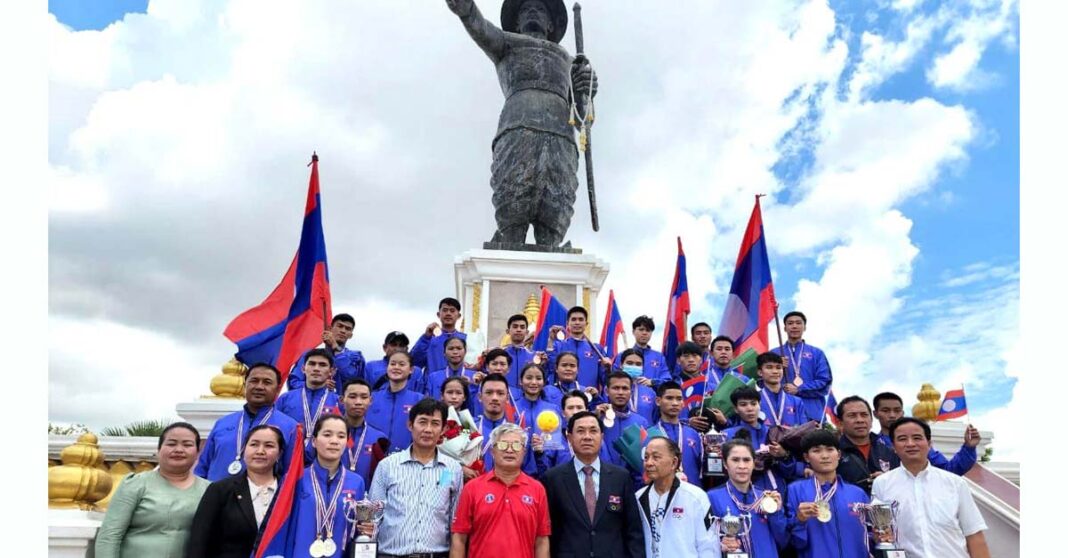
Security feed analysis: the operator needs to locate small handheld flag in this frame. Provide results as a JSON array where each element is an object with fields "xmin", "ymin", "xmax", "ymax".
[
  {"xmin": 532, "ymin": 287, "xmax": 569, "ymax": 352},
  {"xmin": 937, "ymin": 387, "xmax": 968, "ymax": 420},
  {"xmin": 599, "ymin": 290, "xmax": 625, "ymax": 358},
  {"xmin": 662, "ymin": 237, "xmax": 690, "ymax": 363},
  {"xmin": 824, "ymin": 390, "xmax": 840, "ymax": 427},
  {"xmin": 681, "ymin": 375, "xmax": 706, "ymax": 409}
]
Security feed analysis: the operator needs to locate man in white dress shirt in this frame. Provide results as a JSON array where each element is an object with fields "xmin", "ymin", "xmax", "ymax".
[{"xmin": 872, "ymin": 417, "xmax": 990, "ymax": 558}]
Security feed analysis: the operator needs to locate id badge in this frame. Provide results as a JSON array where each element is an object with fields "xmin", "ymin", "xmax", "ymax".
[{"xmin": 439, "ymin": 468, "xmax": 453, "ymax": 487}]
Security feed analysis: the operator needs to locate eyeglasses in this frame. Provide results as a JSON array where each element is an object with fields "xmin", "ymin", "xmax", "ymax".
[{"xmin": 494, "ymin": 441, "xmax": 525, "ymax": 452}]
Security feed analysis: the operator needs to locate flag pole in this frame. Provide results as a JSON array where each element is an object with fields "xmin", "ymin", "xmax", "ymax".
[{"xmin": 756, "ymin": 194, "xmax": 787, "ymax": 354}]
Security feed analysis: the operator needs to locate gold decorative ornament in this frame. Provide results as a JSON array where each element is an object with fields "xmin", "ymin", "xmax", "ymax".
[
  {"xmin": 913, "ymin": 383, "xmax": 941, "ymax": 421},
  {"xmin": 48, "ymin": 432, "xmax": 114, "ymax": 510},
  {"xmin": 208, "ymin": 358, "xmax": 247, "ymax": 398},
  {"xmin": 523, "ymin": 292, "xmax": 540, "ymax": 326},
  {"xmin": 583, "ymin": 287, "xmax": 591, "ymax": 335},
  {"xmin": 471, "ymin": 283, "xmax": 482, "ymax": 333}
]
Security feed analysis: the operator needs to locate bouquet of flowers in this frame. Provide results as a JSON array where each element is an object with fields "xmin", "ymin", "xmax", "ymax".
[{"xmin": 438, "ymin": 406, "xmax": 484, "ymax": 473}]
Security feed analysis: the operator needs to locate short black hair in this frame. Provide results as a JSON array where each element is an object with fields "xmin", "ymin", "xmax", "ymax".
[
  {"xmin": 158, "ymin": 421, "xmax": 200, "ymax": 449},
  {"xmin": 690, "ymin": 322, "xmax": 712, "ymax": 336},
  {"xmin": 656, "ymin": 380, "xmax": 682, "ymax": 398},
  {"xmin": 409, "ymin": 397, "xmax": 449, "ymax": 424},
  {"xmin": 873, "ymin": 392, "xmax": 904, "ymax": 410},
  {"xmin": 784, "ymin": 311, "xmax": 807, "ymax": 324},
  {"xmin": 443, "ymin": 336, "xmax": 467, "ymax": 350},
  {"xmin": 566, "ymin": 410, "xmax": 603, "ymax": 433},
  {"xmin": 801, "ymin": 429, "xmax": 839, "ymax": 453},
  {"xmin": 618, "ymin": 347, "xmax": 644, "ymax": 364},
  {"xmin": 567, "ymin": 306, "xmax": 588, "ymax": 319},
  {"xmin": 889, "ymin": 417, "xmax": 931, "ymax": 441},
  {"xmin": 341, "ymin": 377, "xmax": 372, "ymax": 396},
  {"xmin": 440, "ymin": 376, "xmax": 470, "ymax": 409},
  {"xmin": 507, "ymin": 314, "xmax": 528, "ymax": 327},
  {"xmin": 756, "ymin": 352, "xmax": 784, "ymax": 368},
  {"xmin": 243, "ymin": 424, "xmax": 286, "ymax": 454},
  {"xmin": 245, "ymin": 362, "xmax": 282, "ymax": 384},
  {"xmin": 388, "ymin": 350, "xmax": 413, "ymax": 365},
  {"xmin": 632, "ymin": 315, "xmax": 655, "ymax": 331},
  {"xmin": 721, "ymin": 438, "xmax": 756, "ymax": 460},
  {"xmin": 836, "ymin": 395, "xmax": 872, "ymax": 420},
  {"xmin": 305, "ymin": 348, "xmax": 335, "ymax": 368},
  {"xmin": 438, "ymin": 297, "xmax": 462, "ymax": 311},
  {"xmin": 560, "ymin": 390, "xmax": 589, "ymax": 411},
  {"xmin": 675, "ymin": 341, "xmax": 703, "ymax": 358},
  {"xmin": 730, "ymin": 387, "xmax": 760, "ymax": 406},
  {"xmin": 555, "ymin": 351, "xmax": 579, "ymax": 367},
  {"xmin": 331, "ymin": 313, "xmax": 355, "ymax": 327},
  {"xmin": 605, "ymin": 371, "xmax": 633, "ymax": 386},
  {"xmin": 312, "ymin": 413, "xmax": 347, "ymax": 437},
  {"xmin": 480, "ymin": 372, "xmax": 509, "ymax": 391},
  {"xmin": 484, "ymin": 347, "xmax": 512, "ymax": 365},
  {"xmin": 711, "ymin": 335, "xmax": 735, "ymax": 350},
  {"xmin": 518, "ymin": 362, "xmax": 546, "ymax": 381}
]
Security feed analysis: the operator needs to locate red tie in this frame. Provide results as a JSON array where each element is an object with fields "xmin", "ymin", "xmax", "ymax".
[{"xmin": 583, "ymin": 465, "xmax": 596, "ymax": 522}]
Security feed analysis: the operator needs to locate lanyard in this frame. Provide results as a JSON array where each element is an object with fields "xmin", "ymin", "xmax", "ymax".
[
  {"xmin": 658, "ymin": 421, "xmax": 683, "ymax": 446},
  {"xmin": 311, "ymin": 464, "xmax": 347, "ymax": 540},
  {"xmin": 346, "ymin": 424, "xmax": 370, "ymax": 472},
  {"xmin": 787, "ymin": 342, "xmax": 806, "ymax": 382},
  {"xmin": 726, "ymin": 482, "xmax": 763, "ymax": 514},
  {"xmin": 302, "ymin": 388, "xmax": 329, "ymax": 436},
  {"xmin": 814, "ymin": 477, "xmax": 839, "ymax": 504},
  {"xmin": 234, "ymin": 408, "xmax": 274, "ymax": 461},
  {"xmin": 760, "ymin": 388, "xmax": 787, "ymax": 426}
]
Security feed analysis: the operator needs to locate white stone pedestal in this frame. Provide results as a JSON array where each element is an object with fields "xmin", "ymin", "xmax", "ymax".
[
  {"xmin": 929, "ymin": 421, "xmax": 992, "ymax": 461},
  {"xmin": 176, "ymin": 398, "xmax": 245, "ymax": 437},
  {"xmin": 49, "ymin": 509, "xmax": 104, "ymax": 558},
  {"xmin": 454, "ymin": 249, "xmax": 610, "ymax": 347}
]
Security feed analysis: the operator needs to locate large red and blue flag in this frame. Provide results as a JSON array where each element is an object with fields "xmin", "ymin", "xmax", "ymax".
[
  {"xmin": 719, "ymin": 196, "xmax": 777, "ymax": 356},
  {"xmin": 532, "ymin": 286, "xmax": 569, "ymax": 352},
  {"xmin": 937, "ymin": 387, "xmax": 968, "ymax": 420},
  {"xmin": 599, "ymin": 289, "xmax": 625, "ymax": 358},
  {"xmin": 224, "ymin": 154, "xmax": 332, "ymax": 384},
  {"xmin": 661, "ymin": 237, "xmax": 690, "ymax": 363},
  {"xmin": 252, "ymin": 423, "xmax": 304, "ymax": 558}
]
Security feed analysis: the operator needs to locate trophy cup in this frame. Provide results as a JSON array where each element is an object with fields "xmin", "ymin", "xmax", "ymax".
[
  {"xmin": 702, "ymin": 432, "xmax": 727, "ymax": 478},
  {"xmin": 717, "ymin": 512, "xmax": 751, "ymax": 558},
  {"xmin": 854, "ymin": 501, "xmax": 906, "ymax": 558},
  {"xmin": 347, "ymin": 498, "xmax": 385, "ymax": 558},
  {"xmin": 536, "ymin": 410, "xmax": 564, "ymax": 451}
]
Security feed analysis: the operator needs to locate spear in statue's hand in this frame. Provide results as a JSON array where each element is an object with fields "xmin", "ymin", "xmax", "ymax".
[{"xmin": 573, "ymin": 2, "xmax": 599, "ymax": 232}]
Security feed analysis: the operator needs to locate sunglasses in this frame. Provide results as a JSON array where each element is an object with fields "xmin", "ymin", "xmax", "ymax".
[{"xmin": 494, "ymin": 441, "xmax": 525, "ymax": 452}]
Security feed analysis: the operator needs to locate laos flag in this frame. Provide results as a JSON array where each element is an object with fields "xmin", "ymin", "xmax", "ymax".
[
  {"xmin": 718, "ymin": 196, "xmax": 776, "ymax": 356},
  {"xmin": 661, "ymin": 237, "xmax": 690, "ymax": 362},
  {"xmin": 599, "ymin": 290, "xmax": 625, "ymax": 358},
  {"xmin": 252, "ymin": 424, "xmax": 304, "ymax": 558},
  {"xmin": 937, "ymin": 387, "xmax": 968, "ymax": 420},
  {"xmin": 681, "ymin": 375, "xmax": 705, "ymax": 409},
  {"xmin": 224, "ymin": 154, "xmax": 332, "ymax": 385},
  {"xmin": 532, "ymin": 287, "xmax": 568, "ymax": 352}
]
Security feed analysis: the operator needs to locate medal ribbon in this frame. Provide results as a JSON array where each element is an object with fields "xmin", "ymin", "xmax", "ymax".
[
  {"xmin": 813, "ymin": 476, "xmax": 839, "ymax": 505},
  {"xmin": 726, "ymin": 482, "xmax": 764, "ymax": 514},
  {"xmin": 346, "ymin": 425, "xmax": 369, "ymax": 472},
  {"xmin": 787, "ymin": 342, "xmax": 805, "ymax": 383},
  {"xmin": 302, "ymin": 388, "xmax": 329, "ymax": 437},
  {"xmin": 234, "ymin": 408, "xmax": 274, "ymax": 461},
  {"xmin": 658, "ymin": 421, "xmax": 684, "ymax": 449},
  {"xmin": 311, "ymin": 464, "xmax": 347, "ymax": 540},
  {"xmin": 760, "ymin": 388, "xmax": 787, "ymax": 426}
]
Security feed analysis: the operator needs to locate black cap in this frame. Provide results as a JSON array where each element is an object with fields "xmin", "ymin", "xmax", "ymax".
[{"xmin": 384, "ymin": 331, "xmax": 410, "ymax": 346}]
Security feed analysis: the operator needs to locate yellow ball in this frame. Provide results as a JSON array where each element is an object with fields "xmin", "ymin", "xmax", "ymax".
[{"xmin": 536, "ymin": 411, "xmax": 560, "ymax": 433}]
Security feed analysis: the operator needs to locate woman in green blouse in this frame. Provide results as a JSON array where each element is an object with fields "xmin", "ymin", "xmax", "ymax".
[{"xmin": 95, "ymin": 421, "xmax": 210, "ymax": 558}]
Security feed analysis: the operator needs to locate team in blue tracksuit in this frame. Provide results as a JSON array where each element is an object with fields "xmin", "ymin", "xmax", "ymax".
[
  {"xmin": 509, "ymin": 388, "xmax": 559, "ymax": 436},
  {"xmin": 785, "ymin": 476, "xmax": 870, "ymax": 558},
  {"xmin": 287, "ymin": 347, "xmax": 366, "ymax": 394},
  {"xmin": 426, "ymin": 364, "xmax": 481, "ymax": 413},
  {"xmin": 549, "ymin": 336, "xmax": 608, "ymax": 390},
  {"xmin": 365, "ymin": 384, "xmax": 424, "ymax": 454},
  {"xmin": 651, "ymin": 418, "xmax": 704, "ymax": 486},
  {"xmin": 411, "ymin": 330, "xmax": 466, "ymax": 374},
  {"xmin": 772, "ymin": 341, "xmax": 833, "ymax": 423},
  {"xmin": 195, "ymin": 404, "xmax": 299, "ymax": 481},
  {"xmin": 613, "ymin": 345, "xmax": 672, "ymax": 385},
  {"xmin": 544, "ymin": 378, "xmax": 603, "ymax": 408},
  {"xmin": 365, "ymin": 357, "xmax": 424, "ymax": 392},
  {"xmin": 285, "ymin": 462, "xmax": 366, "ymax": 558},
  {"xmin": 627, "ymin": 383, "xmax": 660, "ymax": 424},
  {"xmin": 275, "ymin": 385, "xmax": 341, "ymax": 435},
  {"xmin": 707, "ymin": 482, "xmax": 789, "ymax": 558},
  {"xmin": 723, "ymin": 421, "xmax": 807, "ymax": 483},
  {"xmin": 757, "ymin": 383, "xmax": 805, "ymax": 427},
  {"xmin": 473, "ymin": 413, "xmax": 509, "ymax": 473},
  {"xmin": 875, "ymin": 432, "xmax": 978, "ymax": 475},
  {"xmin": 339, "ymin": 421, "xmax": 387, "ymax": 484},
  {"xmin": 502, "ymin": 344, "xmax": 535, "ymax": 388},
  {"xmin": 705, "ymin": 364, "xmax": 750, "ymax": 392},
  {"xmin": 600, "ymin": 410, "xmax": 648, "ymax": 486}
]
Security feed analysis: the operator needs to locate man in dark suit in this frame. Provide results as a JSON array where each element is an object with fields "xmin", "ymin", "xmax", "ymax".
[{"xmin": 542, "ymin": 410, "xmax": 644, "ymax": 558}]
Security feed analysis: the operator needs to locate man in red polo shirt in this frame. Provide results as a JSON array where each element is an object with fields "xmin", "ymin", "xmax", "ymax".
[{"xmin": 451, "ymin": 422, "xmax": 551, "ymax": 558}]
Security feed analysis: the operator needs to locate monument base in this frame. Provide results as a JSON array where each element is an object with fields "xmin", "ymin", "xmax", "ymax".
[
  {"xmin": 482, "ymin": 241, "xmax": 583, "ymax": 254},
  {"xmin": 176, "ymin": 398, "xmax": 245, "ymax": 436},
  {"xmin": 455, "ymin": 249, "xmax": 609, "ymax": 346},
  {"xmin": 49, "ymin": 509, "xmax": 104, "ymax": 558}
]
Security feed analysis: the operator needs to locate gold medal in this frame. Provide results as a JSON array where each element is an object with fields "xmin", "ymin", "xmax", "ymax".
[
  {"xmin": 433, "ymin": 326, "xmax": 443, "ymax": 337},
  {"xmin": 321, "ymin": 538, "xmax": 337, "ymax": 557},
  {"xmin": 532, "ymin": 353, "xmax": 542, "ymax": 365},
  {"xmin": 816, "ymin": 501, "xmax": 832, "ymax": 523},
  {"xmin": 792, "ymin": 376, "xmax": 804, "ymax": 387},
  {"xmin": 603, "ymin": 408, "xmax": 616, "ymax": 428},
  {"xmin": 555, "ymin": 330, "xmax": 566, "ymax": 341},
  {"xmin": 760, "ymin": 493, "xmax": 780, "ymax": 514},
  {"xmin": 309, "ymin": 538, "xmax": 325, "ymax": 558}
]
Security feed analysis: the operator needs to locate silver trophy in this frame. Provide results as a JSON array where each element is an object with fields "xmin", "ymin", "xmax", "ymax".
[
  {"xmin": 853, "ymin": 501, "xmax": 906, "ymax": 558},
  {"xmin": 717, "ymin": 512, "xmax": 751, "ymax": 558},
  {"xmin": 346, "ymin": 498, "xmax": 385, "ymax": 558},
  {"xmin": 702, "ymin": 432, "xmax": 727, "ymax": 477}
]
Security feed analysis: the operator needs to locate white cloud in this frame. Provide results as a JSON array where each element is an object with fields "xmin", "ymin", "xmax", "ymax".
[
  {"xmin": 848, "ymin": 14, "xmax": 940, "ymax": 100},
  {"xmin": 927, "ymin": 0, "xmax": 1018, "ymax": 91}
]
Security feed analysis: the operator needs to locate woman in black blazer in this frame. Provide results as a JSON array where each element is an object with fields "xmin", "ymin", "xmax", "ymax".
[{"xmin": 186, "ymin": 424, "xmax": 285, "ymax": 558}]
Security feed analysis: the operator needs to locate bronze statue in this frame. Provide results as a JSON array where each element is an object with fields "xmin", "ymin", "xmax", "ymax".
[{"xmin": 445, "ymin": 0, "xmax": 598, "ymax": 250}]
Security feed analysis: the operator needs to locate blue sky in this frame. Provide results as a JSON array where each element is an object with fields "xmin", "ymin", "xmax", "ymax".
[{"xmin": 48, "ymin": 1, "xmax": 1019, "ymax": 449}]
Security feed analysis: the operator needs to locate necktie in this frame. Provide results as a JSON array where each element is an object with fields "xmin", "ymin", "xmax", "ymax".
[{"xmin": 583, "ymin": 465, "xmax": 596, "ymax": 522}]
